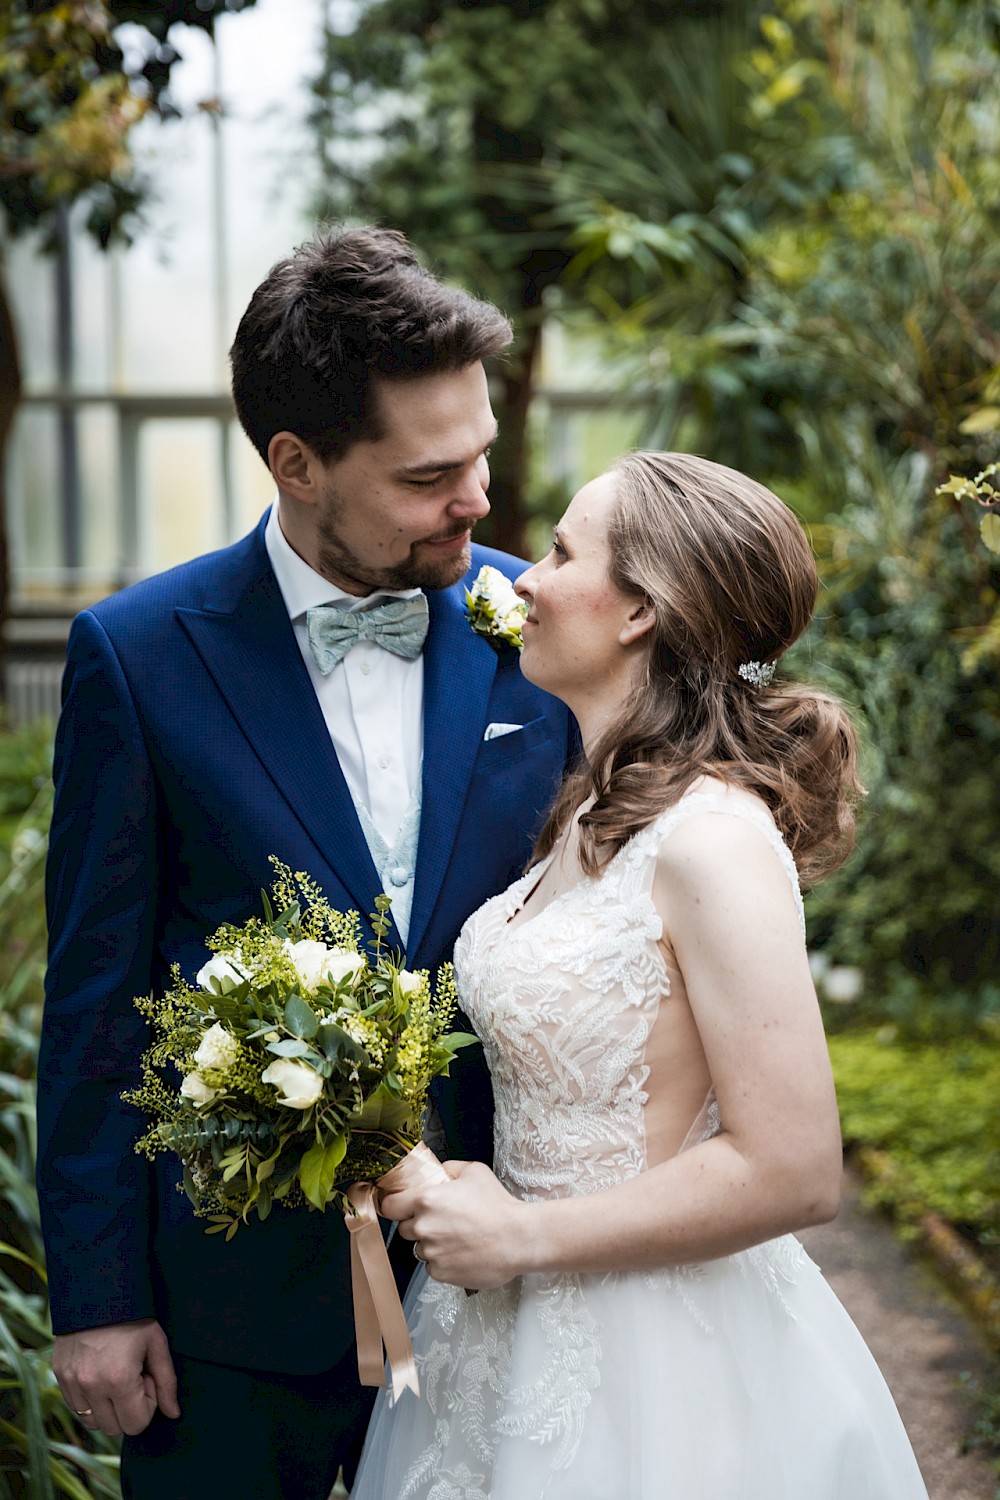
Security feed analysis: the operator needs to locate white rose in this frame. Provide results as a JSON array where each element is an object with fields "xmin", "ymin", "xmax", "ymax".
[
  {"xmin": 476, "ymin": 564, "xmax": 521, "ymax": 614},
  {"xmin": 180, "ymin": 1073, "xmax": 219, "ymax": 1107},
  {"xmin": 284, "ymin": 939, "xmax": 362, "ymax": 992},
  {"xmin": 196, "ymin": 954, "xmax": 245, "ymax": 992},
  {"xmin": 192, "ymin": 1022, "xmax": 240, "ymax": 1072},
  {"xmin": 324, "ymin": 949, "xmax": 365, "ymax": 986},
  {"xmin": 397, "ymin": 969, "xmax": 424, "ymax": 997},
  {"xmin": 261, "ymin": 1058, "xmax": 324, "ymax": 1110}
]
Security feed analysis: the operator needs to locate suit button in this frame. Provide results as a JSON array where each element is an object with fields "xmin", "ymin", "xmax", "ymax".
[{"xmin": 389, "ymin": 866, "xmax": 409, "ymax": 886}]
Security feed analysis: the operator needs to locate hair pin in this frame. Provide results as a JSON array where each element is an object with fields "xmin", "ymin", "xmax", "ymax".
[{"xmin": 738, "ymin": 659, "xmax": 776, "ymax": 688}]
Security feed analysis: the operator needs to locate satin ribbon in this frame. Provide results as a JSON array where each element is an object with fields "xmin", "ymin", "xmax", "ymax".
[{"xmin": 345, "ymin": 1142, "xmax": 449, "ymax": 1400}]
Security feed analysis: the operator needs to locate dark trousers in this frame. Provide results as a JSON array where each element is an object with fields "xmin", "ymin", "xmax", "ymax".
[{"xmin": 120, "ymin": 1342, "xmax": 376, "ymax": 1500}]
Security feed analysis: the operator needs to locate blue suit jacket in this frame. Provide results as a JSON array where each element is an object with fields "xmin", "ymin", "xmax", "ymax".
[{"xmin": 36, "ymin": 515, "xmax": 571, "ymax": 1373}]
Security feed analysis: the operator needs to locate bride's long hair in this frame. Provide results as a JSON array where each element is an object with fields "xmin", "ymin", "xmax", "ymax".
[{"xmin": 534, "ymin": 451, "xmax": 863, "ymax": 885}]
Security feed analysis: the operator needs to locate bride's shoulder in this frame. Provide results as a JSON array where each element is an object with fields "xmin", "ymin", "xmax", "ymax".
[
  {"xmin": 646, "ymin": 777, "xmax": 791, "ymax": 885},
  {"xmin": 650, "ymin": 780, "xmax": 803, "ymax": 918}
]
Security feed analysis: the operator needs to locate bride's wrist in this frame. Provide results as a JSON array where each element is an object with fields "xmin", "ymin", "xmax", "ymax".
[{"xmin": 514, "ymin": 1198, "xmax": 559, "ymax": 1277}]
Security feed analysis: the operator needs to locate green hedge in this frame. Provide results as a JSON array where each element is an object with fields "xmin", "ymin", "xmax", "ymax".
[{"xmin": 829, "ymin": 1028, "xmax": 1000, "ymax": 1247}]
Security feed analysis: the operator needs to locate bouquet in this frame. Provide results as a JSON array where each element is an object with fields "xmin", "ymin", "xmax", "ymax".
[
  {"xmin": 126, "ymin": 860, "xmax": 475, "ymax": 1241},
  {"xmin": 465, "ymin": 564, "xmax": 527, "ymax": 651}
]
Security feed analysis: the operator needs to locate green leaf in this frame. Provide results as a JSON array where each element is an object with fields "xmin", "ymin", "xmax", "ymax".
[
  {"xmin": 266, "ymin": 1037, "xmax": 312, "ymax": 1058},
  {"xmin": 442, "ymin": 1031, "xmax": 480, "ymax": 1053},
  {"xmin": 283, "ymin": 994, "xmax": 318, "ymax": 1040},
  {"xmin": 959, "ymin": 406, "xmax": 1000, "ymax": 435},
  {"xmin": 317, "ymin": 1021, "xmax": 368, "ymax": 1066},
  {"xmin": 298, "ymin": 1134, "xmax": 348, "ymax": 1211},
  {"xmin": 980, "ymin": 513, "xmax": 1000, "ymax": 554},
  {"xmin": 353, "ymin": 1082, "xmax": 417, "ymax": 1134}
]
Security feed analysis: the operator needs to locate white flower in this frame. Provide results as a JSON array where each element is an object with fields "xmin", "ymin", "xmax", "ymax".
[
  {"xmin": 283, "ymin": 939, "xmax": 363, "ymax": 992},
  {"xmin": 397, "ymin": 969, "xmax": 424, "ymax": 997},
  {"xmin": 180, "ymin": 1073, "xmax": 219, "ymax": 1107},
  {"xmin": 192, "ymin": 1022, "xmax": 240, "ymax": 1072},
  {"xmin": 261, "ymin": 1058, "xmax": 324, "ymax": 1110},
  {"xmin": 466, "ymin": 565, "xmax": 528, "ymax": 651},
  {"xmin": 196, "ymin": 954, "xmax": 245, "ymax": 993}
]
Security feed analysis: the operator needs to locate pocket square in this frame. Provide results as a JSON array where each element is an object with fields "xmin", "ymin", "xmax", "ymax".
[{"xmin": 483, "ymin": 722, "xmax": 523, "ymax": 741}]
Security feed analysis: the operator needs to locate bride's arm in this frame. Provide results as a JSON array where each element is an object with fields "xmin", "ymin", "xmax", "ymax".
[{"xmin": 382, "ymin": 813, "xmax": 843, "ymax": 1290}]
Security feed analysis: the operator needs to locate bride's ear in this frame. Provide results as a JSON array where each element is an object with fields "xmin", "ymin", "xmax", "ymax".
[{"xmin": 619, "ymin": 600, "xmax": 656, "ymax": 647}]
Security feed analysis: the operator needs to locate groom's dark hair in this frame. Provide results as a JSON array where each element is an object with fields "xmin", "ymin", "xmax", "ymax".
[{"xmin": 230, "ymin": 225, "xmax": 513, "ymax": 467}]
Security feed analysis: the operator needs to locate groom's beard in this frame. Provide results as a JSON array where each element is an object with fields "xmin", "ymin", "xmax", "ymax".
[{"xmin": 316, "ymin": 493, "xmax": 477, "ymax": 594}]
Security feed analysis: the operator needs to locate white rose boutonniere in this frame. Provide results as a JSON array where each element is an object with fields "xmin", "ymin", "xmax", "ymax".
[{"xmin": 466, "ymin": 564, "xmax": 527, "ymax": 652}]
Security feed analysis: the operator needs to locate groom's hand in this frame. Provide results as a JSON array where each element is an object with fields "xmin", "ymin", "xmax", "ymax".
[
  {"xmin": 381, "ymin": 1160, "xmax": 530, "ymax": 1290},
  {"xmin": 52, "ymin": 1317, "xmax": 181, "ymax": 1437}
]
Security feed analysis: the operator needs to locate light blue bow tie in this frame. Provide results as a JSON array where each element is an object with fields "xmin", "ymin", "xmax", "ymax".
[{"xmin": 306, "ymin": 595, "xmax": 429, "ymax": 675}]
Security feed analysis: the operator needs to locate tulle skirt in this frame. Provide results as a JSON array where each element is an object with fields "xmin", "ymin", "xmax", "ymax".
[{"xmin": 350, "ymin": 1235, "xmax": 928, "ymax": 1499}]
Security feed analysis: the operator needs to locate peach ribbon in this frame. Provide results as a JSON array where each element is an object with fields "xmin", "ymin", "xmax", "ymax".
[{"xmin": 344, "ymin": 1142, "xmax": 449, "ymax": 1400}]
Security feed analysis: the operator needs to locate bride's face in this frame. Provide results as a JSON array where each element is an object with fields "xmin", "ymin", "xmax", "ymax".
[{"xmin": 515, "ymin": 473, "xmax": 651, "ymax": 712}]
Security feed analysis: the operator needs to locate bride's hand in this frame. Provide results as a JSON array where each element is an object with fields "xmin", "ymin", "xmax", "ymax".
[{"xmin": 380, "ymin": 1160, "xmax": 529, "ymax": 1290}]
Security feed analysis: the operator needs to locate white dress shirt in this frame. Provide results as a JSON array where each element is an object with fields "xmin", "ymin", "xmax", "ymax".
[{"xmin": 264, "ymin": 501, "xmax": 424, "ymax": 849}]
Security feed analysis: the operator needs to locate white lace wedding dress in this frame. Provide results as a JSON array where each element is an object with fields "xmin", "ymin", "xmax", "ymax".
[{"xmin": 351, "ymin": 792, "xmax": 928, "ymax": 1499}]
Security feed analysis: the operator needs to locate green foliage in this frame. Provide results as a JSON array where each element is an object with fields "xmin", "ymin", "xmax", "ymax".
[
  {"xmin": 0, "ymin": 729, "xmax": 120, "ymax": 1497},
  {"xmin": 829, "ymin": 1029, "xmax": 1000, "ymax": 1243},
  {"xmin": 0, "ymin": 1, "xmax": 259, "ymax": 246},
  {"xmin": 545, "ymin": 0, "xmax": 1000, "ymax": 1011},
  {"xmin": 308, "ymin": 0, "xmax": 757, "ymax": 547}
]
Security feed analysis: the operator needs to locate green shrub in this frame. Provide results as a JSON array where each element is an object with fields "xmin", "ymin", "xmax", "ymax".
[
  {"xmin": 0, "ymin": 732, "xmax": 120, "ymax": 1498},
  {"xmin": 829, "ymin": 1028, "xmax": 1000, "ymax": 1244}
]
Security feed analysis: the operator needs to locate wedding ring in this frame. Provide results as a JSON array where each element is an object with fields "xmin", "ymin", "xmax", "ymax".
[
  {"xmin": 413, "ymin": 1243, "xmax": 425, "ymax": 1262},
  {"xmin": 74, "ymin": 1408, "xmax": 93, "ymax": 1416}
]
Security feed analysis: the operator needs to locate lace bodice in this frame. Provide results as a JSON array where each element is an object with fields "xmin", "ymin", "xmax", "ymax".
[{"xmin": 453, "ymin": 790, "xmax": 805, "ymax": 1202}]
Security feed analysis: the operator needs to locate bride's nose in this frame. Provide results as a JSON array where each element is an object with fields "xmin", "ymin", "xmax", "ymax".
[{"xmin": 514, "ymin": 565, "xmax": 537, "ymax": 604}]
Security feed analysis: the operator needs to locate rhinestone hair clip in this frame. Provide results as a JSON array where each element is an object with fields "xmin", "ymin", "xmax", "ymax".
[{"xmin": 738, "ymin": 659, "xmax": 776, "ymax": 688}]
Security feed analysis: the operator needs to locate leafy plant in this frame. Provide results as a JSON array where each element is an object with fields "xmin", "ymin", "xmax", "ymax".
[{"xmin": 829, "ymin": 1029, "xmax": 1000, "ymax": 1246}]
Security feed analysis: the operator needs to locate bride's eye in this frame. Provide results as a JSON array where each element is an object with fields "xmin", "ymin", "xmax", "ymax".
[{"xmin": 551, "ymin": 538, "xmax": 567, "ymax": 561}]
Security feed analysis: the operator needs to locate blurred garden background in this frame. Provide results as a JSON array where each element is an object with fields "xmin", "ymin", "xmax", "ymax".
[{"xmin": 1, "ymin": 0, "xmax": 999, "ymax": 1493}]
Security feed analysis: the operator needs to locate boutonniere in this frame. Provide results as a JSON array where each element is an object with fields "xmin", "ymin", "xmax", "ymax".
[{"xmin": 465, "ymin": 564, "xmax": 527, "ymax": 652}]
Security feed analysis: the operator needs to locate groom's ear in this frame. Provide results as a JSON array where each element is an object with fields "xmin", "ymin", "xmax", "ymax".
[{"xmin": 268, "ymin": 431, "xmax": 322, "ymax": 504}]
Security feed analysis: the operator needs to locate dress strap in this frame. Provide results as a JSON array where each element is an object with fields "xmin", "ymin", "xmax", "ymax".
[{"xmin": 629, "ymin": 790, "xmax": 805, "ymax": 937}]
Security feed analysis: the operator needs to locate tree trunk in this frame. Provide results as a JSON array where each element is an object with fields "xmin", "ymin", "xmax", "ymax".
[
  {"xmin": 0, "ymin": 262, "xmax": 22, "ymax": 709},
  {"xmin": 487, "ymin": 319, "xmax": 542, "ymax": 558}
]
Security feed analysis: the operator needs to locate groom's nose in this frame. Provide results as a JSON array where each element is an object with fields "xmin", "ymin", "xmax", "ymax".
[{"xmin": 447, "ymin": 458, "xmax": 491, "ymax": 521}]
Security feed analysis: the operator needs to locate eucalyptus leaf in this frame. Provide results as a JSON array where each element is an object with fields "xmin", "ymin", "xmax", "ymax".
[
  {"xmin": 283, "ymin": 994, "xmax": 319, "ymax": 1040},
  {"xmin": 266, "ymin": 1037, "xmax": 312, "ymax": 1058}
]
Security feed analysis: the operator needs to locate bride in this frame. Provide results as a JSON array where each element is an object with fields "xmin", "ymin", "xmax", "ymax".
[{"xmin": 350, "ymin": 451, "xmax": 928, "ymax": 1499}]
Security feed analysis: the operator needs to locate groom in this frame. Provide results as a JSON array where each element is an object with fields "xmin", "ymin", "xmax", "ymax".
[{"xmin": 36, "ymin": 226, "xmax": 571, "ymax": 1499}]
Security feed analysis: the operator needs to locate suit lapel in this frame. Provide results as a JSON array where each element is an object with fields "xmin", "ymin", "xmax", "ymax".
[
  {"xmin": 407, "ymin": 585, "xmax": 498, "ymax": 961},
  {"xmin": 176, "ymin": 524, "xmax": 382, "ymax": 925}
]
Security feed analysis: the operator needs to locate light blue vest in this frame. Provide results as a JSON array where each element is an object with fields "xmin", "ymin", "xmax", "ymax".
[{"xmin": 352, "ymin": 780, "xmax": 421, "ymax": 949}]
